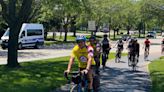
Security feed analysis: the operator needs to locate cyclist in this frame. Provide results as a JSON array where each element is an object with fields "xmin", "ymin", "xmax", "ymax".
[
  {"xmin": 127, "ymin": 38, "xmax": 134, "ymax": 66},
  {"xmin": 161, "ymin": 38, "xmax": 164, "ymax": 54},
  {"xmin": 133, "ymin": 38, "xmax": 140, "ymax": 62},
  {"xmin": 114, "ymin": 39, "xmax": 124, "ymax": 59},
  {"xmin": 101, "ymin": 34, "xmax": 111, "ymax": 59},
  {"xmin": 144, "ymin": 38, "xmax": 150, "ymax": 54},
  {"xmin": 88, "ymin": 36, "xmax": 101, "ymax": 75},
  {"xmin": 127, "ymin": 39, "xmax": 133, "ymax": 53},
  {"xmin": 65, "ymin": 35, "xmax": 95, "ymax": 92},
  {"xmin": 101, "ymin": 34, "xmax": 111, "ymax": 68}
]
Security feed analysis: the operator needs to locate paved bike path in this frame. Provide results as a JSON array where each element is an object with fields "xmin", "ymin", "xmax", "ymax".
[
  {"xmin": 99, "ymin": 51, "xmax": 162, "ymax": 92},
  {"xmin": 53, "ymin": 52, "xmax": 162, "ymax": 92}
]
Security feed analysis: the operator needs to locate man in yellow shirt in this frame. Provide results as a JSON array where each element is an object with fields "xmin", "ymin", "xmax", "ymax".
[{"xmin": 65, "ymin": 35, "xmax": 95, "ymax": 92}]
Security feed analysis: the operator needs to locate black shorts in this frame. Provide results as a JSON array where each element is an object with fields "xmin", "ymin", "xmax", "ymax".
[{"xmin": 145, "ymin": 44, "xmax": 150, "ymax": 47}]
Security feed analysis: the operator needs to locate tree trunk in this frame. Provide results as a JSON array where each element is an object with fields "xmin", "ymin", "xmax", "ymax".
[
  {"xmin": 143, "ymin": 22, "xmax": 146, "ymax": 37},
  {"xmin": 7, "ymin": 24, "xmax": 21, "ymax": 67},
  {"xmin": 127, "ymin": 30, "xmax": 130, "ymax": 35},
  {"xmin": 64, "ymin": 24, "xmax": 68, "ymax": 42},
  {"xmin": 73, "ymin": 26, "xmax": 76, "ymax": 37},
  {"xmin": 127, "ymin": 26, "xmax": 130, "ymax": 35},
  {"xmin": 113, "ymin": 29, "xmax": 116, "ymax": 40},
  {"xmin": 108, "ymin": 26, "xmax": 111, "ymax": 38},
  {"xmin": 138, "ymin": 29, "xmax": 141, "ymax": 38},
  {"xmin": 116, "ymin": 29, "xmax": 119, "ymax": 35}
]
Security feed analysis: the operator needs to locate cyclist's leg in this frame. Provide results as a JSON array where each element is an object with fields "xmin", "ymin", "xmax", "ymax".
[
  {"xmin": 128, "ymin": 51, "xmax": 132, "ymax": 66},
  {"xmin": 87, "ymin": 68, "xmax": 94, "ymax": 92},
  {"xmin": 115, "ymin": 50, "xmax": 118, "ymax": 63},
  {"xmin": 94, "ymin": 56, "xmax": 100, "ymax": 75},
  {"xmin": 132, "ymin": 54, "xmax": 136, "ymax": 68},
  {"xmin": 147, "ymin": 46, "xmax": 150, "ymax": 55},
  {"xmin": 102, "ymin": 52, "xmax": 106, "ymax": 67},
  {"xmin": 106, "ymin": 49, "xmax": 109, "ymax": 59},
  {"xmin": 144, "ymin": 47, "xmax": 148, "ymax": 59},
  {"xmin": 120, "ymin": 47, "xmax": 123, "ymax": 58},
  {"xmin": 92, "ymin": 66, "xmax": 100, "ymax": 92}
]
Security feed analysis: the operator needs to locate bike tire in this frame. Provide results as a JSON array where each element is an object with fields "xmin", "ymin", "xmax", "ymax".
[
  {"xmin": 115, "ymin": 53, "xmax": 117, "ymax": 63},
  {"xmin": 102, "ymin": 53, "xmax": 107, "ymax": 67},
  {"xmin": 93, "ymin": 75, "xmax": 100, "ymax": 92},
  {"xmin": 128, "ymin": 58, "xmax": 131, "ymax": 66},
  {"xmin": 132, "ymin": 56, "xmax": 137, "ymax": 71},
  {"xmin": 70, "ymin": 85, "xmax": 80, "ymax": 92}
]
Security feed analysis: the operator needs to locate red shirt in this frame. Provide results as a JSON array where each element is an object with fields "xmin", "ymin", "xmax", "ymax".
[{"xmin": 144, "ymin": 40, "xmax": 150, "ymax": 45}]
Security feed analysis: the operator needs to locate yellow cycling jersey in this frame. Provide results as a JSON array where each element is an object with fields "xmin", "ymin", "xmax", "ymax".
[{"xmin": 71, "ymin": 45, "xmax": 96, "ymax": 68}]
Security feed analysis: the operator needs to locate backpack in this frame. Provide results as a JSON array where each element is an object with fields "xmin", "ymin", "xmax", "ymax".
[{"xmin": 102, "ymin": 39, "xmax": 109, "ymax": 49}]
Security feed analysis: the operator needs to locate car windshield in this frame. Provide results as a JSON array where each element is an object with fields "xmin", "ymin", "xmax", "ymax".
[{"xmin": 3, "ymin": 28, "xmax": 10, "ymax": 36}]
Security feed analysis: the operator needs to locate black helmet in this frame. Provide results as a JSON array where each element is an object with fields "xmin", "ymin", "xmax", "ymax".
[
  {"xmin": 103, "ymin": 34, "xmax": 108, "ymax": 38},
  {"xmin": 134, "ymin": 38, "xmax": 137, "ymax": 42}
]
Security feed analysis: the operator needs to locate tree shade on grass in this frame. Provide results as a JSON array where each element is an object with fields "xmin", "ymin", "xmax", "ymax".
[{"xmin": 149, "ymin": 56, "xmax": 164, "ymax": 92}]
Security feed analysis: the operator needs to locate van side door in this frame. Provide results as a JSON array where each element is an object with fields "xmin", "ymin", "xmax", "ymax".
[{"xmin": 19, "ymin": 30, "xmax": 26, "ymax": 45}]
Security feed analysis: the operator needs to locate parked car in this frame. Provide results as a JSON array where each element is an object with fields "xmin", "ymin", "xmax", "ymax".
[
  {"xmin": 146, "ymin": 31, "xmax": 156, "ymax": 38},
  {"xmin": 122, "ymin": 34, "xmax": 131, "ymax": 41},
  {"xmin": 147, "ymin": 31, "xmax": 156, "ymax": 38}
]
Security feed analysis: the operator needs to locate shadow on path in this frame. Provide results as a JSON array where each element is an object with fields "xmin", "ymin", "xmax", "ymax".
[{"xmin": 99, "ymin": 66, "xmax": 151, "ymax": 92}]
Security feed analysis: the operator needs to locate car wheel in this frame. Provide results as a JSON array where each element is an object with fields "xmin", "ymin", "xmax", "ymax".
[
  {"xmin": 18, "ymin": 43, "xmax": 22, "ymax": 50},
  {"xmin": 35, "ymin": 42, "xmax": 43, "ymax": 49},
  {"xmin": 1, "ymin": 46, "xmax": 6, "ymax": 50}
]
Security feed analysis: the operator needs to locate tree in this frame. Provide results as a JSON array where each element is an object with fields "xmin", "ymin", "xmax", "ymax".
[{"xmin": 0, "ymin": 0, "xmax": 36, "ymax": 67}]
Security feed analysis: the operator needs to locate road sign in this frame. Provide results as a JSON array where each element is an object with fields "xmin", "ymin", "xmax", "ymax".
[{"xmin": 88, "ymin": 21, "xmax": 96, "ymax": 31}]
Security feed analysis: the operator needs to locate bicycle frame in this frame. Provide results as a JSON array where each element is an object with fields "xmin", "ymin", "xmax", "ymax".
[
  {"xmin": 64, "ymin": 71, "xmax": 88, "ymax": 92},
  {"xmin": 115, "ymin": 48, "xmax": 122, "ymax": 63},
  {"xmin": 144, "ymin": 49, "xmax": 149, "ymax": 60},
  {"xmin": 102, "ymin": 51, "xmax": 107, "ymax": 68},
  {"xmin": 130, "ymin": 54, "xmax": 137, "ymax": 71}
]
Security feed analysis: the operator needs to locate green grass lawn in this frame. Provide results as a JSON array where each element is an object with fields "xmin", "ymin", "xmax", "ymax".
[
  {"xmin": 0, "ymin": 53, "xmax": 126, "ymax": 92},
  {"xmin": 149, "ymin": 56, "xmax": 164, "ymax": 92}
]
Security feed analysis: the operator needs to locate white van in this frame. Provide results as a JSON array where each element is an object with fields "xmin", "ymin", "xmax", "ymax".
[{"xmin": 1, "ymin": 23, "xmax": 44, "ymax": 49}]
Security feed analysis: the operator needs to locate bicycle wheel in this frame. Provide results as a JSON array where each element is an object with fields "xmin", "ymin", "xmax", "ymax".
[
  {"xmin": 132, "ymin": 56, "xmax": 137, "ymax": 71},
  {"xmin": 70, "ymin": 85, "xmax": 82, "ymax": 92},
  {"xmin": 93, "ymin": 75, "xmax": 100, "ymax": 92},
  {"xmin": 128, "ymin": 54, "xmax": 131, "ymax": 66},
  {"xmin": 144, "ymin": 52, "xmax": 148, "ymax": 61},
  {"xmin": 131, "ymin": 55, "xmax": 134, "ymax": 71},
  {"xmin": 102, "ymin": 53, "xmax": 107, "ymax": 68},
  {"xmin": 115, "ymin": 52, "xmax": 118, "ymax": 63},
  {"xmin": 118, "ymin": 52, "xmax": 121, "ymax": 62}
]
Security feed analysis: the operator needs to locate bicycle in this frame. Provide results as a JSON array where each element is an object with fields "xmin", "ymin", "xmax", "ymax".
[
  {"xmin": 130, "ymin": 54, "xmax": 138, "ymax": 71},
  {"xmin": 102, "ymin": 51, "xmax": 107, "ymax": 70},
  {"xmin": 144, "ymin": 49, "xmax": 149, "ymax": 61},
  {"xmin": 128, "ymin": 51, "xmax": 131, "ymax": 66},
  {"xmin": 115, "ymin": 47, "xmax": 122, "ymax": 63},
  {"xmin": 64, "ymin": 71, "xmax": 88, "ymax": 92}
]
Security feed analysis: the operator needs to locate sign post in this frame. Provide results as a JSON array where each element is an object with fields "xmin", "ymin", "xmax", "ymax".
[{"xmin": 88, "ymin": 21, "xmax": 96, "ymax": 36}]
